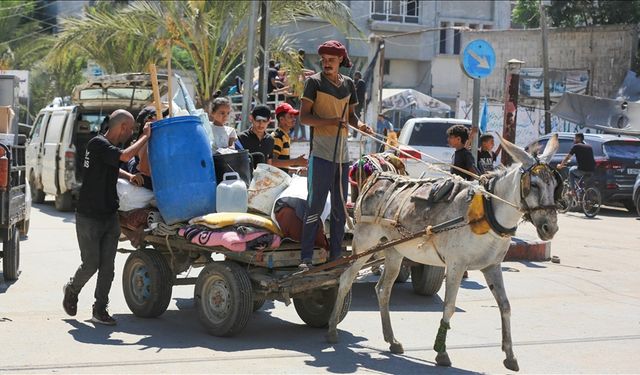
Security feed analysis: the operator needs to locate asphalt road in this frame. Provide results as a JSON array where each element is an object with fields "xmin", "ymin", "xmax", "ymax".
[{"xmin": 1, "ymin": 200, "xmax": 639, "ymax": 374}]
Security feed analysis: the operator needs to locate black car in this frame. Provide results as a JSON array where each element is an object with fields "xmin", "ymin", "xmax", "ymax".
[{"xmin": 526, "ymin": 133, "xmax": 640, "ymax": 212}]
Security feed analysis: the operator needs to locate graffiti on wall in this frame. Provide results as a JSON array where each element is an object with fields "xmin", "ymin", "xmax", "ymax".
[
  {"xmin": 457, "ymin": 100, "xmax": 600, "ymax": 147},
  {"xmin": 519, "ymin": 68, "xmax": 589, "ymax": 99}
]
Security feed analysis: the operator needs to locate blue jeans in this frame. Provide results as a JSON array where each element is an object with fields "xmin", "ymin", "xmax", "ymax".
[
  {"xmin": 568, "ymin": 166, "xmax": 588, "ymax": 191},
  {"xmin": 300, "ymin": 157, "xmax": 349, "ymax": 261}
]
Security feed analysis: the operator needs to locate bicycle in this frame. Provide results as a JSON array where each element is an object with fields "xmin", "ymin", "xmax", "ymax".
[{"xmin": 556, "ymin": 171, "xmax": 602, "ymax": 218}]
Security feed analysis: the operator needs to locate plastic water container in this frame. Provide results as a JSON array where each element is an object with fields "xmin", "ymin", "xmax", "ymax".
[
  {"xmin": 216, "ymin": 172, "xmax": 248, "ymax": 213},
  {"xmin": 149, "ymin": 116, "xmax": 217, "ymax": 224}
]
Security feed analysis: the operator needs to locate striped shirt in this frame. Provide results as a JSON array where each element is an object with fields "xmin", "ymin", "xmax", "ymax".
[
  {"xmin": 271, "ymin": 127, "xmax": 291, "ymax": 160},
  {"xmin": 301, "ymin": 72, "xmax": 357, "ymax": 163}
]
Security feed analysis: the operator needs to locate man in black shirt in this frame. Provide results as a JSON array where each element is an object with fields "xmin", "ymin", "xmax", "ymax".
[
  {"xmin": 267, "ymin": 60, "xmax": 281, "ymax": 94},
  {"xmin": 63, "ymin": 109, "xmax": 151, "ymax": 325},
  {"xmin": 559, "ymin": 133, "xmax": 595, "ymax": 191},
  {"xmin": 447, "ymin": 124, "xmax": 479, "ymax": 181},
  {"xmin": 238, "ymin": 105, "xmax": 275, "ymax": 168}
]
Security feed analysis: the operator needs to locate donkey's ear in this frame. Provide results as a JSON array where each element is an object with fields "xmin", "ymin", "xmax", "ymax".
[
  {"xmin": 539, "ymin": 133, "xmax": 559, "ymax": 164},
  {"xmin": 495, "ymin": 132, "xmax": 536, "ymax": 169}
]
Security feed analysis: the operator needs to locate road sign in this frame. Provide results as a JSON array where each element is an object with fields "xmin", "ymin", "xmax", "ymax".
[{"xmin": 461, "ymin": 40, "xmax": 496, "ymax": 80}]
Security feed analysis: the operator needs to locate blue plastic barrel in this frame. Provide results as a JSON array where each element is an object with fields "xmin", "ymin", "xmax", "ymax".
[{"xmin": 148, "ymin": 116, "xmax": 216, "ymax": 224}]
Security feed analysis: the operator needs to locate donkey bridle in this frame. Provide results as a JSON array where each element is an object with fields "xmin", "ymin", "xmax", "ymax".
[{"xmin": 484, "ymin": 162, "xmax": 562, "ymax": 236}]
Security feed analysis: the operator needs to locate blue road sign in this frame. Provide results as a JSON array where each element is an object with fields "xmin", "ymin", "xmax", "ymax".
[{"xmin": 461, "ymin": 40, "xmax": 496, "ymax": 79}]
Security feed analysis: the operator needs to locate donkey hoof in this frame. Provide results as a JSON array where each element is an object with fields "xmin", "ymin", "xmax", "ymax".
[
  {"xmin": 326, "ymin": 331, "xmax": 338, "ymax": 344},
  {"xmin": 389, "ymin": 342, "xmax": 404, "ymax": 354},
  {"xmin": 504, "ymin": 358, "xmax": 520, "ymax": 372},
  {"xmin": 435, "ymin": 352, "xmax": 452, "ymax": 367}
]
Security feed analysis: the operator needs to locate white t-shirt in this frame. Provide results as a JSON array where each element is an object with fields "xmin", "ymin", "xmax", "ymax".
[{"xmin": 210, "ymin": 123, "xmax": 237, "ymax": 150}]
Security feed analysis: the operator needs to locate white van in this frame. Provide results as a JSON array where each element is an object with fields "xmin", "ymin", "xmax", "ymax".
[
  {"xmin": 397, "ymin": 117, "xmax": 472, "ymax": 178},
  {"xmin": 26, "ymin": 73, "xmax": 178, "ymax": 211}
]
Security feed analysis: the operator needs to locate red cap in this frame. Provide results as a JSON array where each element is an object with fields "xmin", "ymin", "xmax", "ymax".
[{"xmin": 275, "ymin": 102, "xmax": 300, "ymax": 117}]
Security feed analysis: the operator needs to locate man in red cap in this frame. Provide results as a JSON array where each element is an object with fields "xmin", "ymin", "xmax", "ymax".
[
  {"xmin": 271, "ymin": 102, "xmax": 307, "ymax": 171},
  {"xmin": 298, "ymin": 40, "xmax": 372, "ymax": 270}
]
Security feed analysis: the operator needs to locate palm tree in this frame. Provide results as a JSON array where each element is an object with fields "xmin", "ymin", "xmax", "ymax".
[{"xmin": 52, "ymin": 0, "xmax": 358, "ymax": 110}]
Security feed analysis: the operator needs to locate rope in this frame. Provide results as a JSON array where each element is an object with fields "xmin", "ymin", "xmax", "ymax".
[{"xmin": 350, "ymin": 125, "xmax": 522, "ymax": 211}]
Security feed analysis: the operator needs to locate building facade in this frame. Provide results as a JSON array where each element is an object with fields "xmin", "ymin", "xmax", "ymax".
[{"xmin": 277, "ymin": 0, "xmax": 510, "ymax": 106}]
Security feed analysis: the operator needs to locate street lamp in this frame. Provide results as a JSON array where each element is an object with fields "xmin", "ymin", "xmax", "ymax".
[{"xmin": 501, "ymin": 59, "xmax": 525, "ymax": 166}]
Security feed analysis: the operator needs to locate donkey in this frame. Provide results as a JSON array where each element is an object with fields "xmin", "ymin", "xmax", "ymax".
[{"xmin": 327, "ymin": 134, "xmax": 561, "ymax": 371}]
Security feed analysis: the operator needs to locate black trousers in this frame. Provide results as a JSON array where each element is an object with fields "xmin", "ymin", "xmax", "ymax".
[{"xmin": 68, "ymin": 212, "xmax": 120, "ymax": 310}]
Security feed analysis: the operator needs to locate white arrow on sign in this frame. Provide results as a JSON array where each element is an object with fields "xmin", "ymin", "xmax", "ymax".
[{"xmin": 469, "ymin": 50, "xmax": 490, "ymax": 69}]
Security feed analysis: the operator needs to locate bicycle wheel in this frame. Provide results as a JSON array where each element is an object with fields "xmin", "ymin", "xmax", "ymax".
[
  {"xmin": 582, "ymin": 187, "xmax": 601, "ymax": 218},
  {"xmin": 557, "ymin": 185, "xmax": 571, "ymax": 213}
]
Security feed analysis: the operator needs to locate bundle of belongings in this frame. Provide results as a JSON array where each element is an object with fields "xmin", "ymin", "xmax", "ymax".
[{"xmin": 179, "ymin": 212, "xmax": 281, "ymax": 252}]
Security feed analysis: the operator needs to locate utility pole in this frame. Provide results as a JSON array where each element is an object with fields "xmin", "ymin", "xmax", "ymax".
[
  {"xmin": 241, "ymin": 1, "xmax": 259, "ymax": 130},
  {"xmin": 257, "ymin": 0, "xmax": 270, "ymax": 104},
  {"xmin": 501, "ymin": 59, "xmax": 525, "ymax": 166},
  {"xmin": 540, "ymin": 0, "xmax": 552, "ymax": 134}
]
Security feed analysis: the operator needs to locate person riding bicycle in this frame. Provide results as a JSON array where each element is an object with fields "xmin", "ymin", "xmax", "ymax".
[{"xmin": 558, "ymin": 133, "xmax": 595, "ymax": 192}]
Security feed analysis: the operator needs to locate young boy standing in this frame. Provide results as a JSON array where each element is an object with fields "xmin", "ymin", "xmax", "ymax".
[
  {"xmin": 447, "ymin": 124, "xmax": 479, "ymax": 181},
  {"xmin": 477, "ymin": 133, "xmax": 499, "ymax": 174}
]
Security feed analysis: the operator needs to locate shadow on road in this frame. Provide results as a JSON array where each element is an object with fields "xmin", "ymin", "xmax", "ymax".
[
  {"xmin": 62, "ymin": 306, "xmax": 477, "ymax": 375},
  {"xmin": 0, "ymin": 277, "xmax": 15, "ymax": 294},
  {"xmin": 32, "ymin": 201, "xmax": 76, "ymax": 224}
]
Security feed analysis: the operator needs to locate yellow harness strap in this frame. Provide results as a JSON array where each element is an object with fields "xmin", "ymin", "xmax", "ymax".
[{"xmin": 467, "ymin": 193, "xmax": 491, "ymax": 235}]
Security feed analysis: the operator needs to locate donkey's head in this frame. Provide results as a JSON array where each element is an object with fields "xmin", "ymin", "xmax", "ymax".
[{"xmin": 498, "ymin": 133, "xmax": 561, "ymax": 240}]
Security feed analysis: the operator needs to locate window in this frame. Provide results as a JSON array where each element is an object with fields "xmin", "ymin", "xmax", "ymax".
[
  {"xmin": 371, "ymin": 0, "xmax": 419, "ymax": 23},
  {"xmin": 453, "ymin": 23, "xmax": 464, "ymax": 55},
  {"xmin": 30, "ymin": 115, "xmax": 44, "ymax": 140},
  {"xmin": 383, "ymin": 59, "xmax": 390, "ymax": 75},
  {"xmin": 439, "ymin": 22, "xmax": 447, "ymax": 54},
  {"xmin": 603, "ymin": 141, "xmax": 640, "ymax": 159}
]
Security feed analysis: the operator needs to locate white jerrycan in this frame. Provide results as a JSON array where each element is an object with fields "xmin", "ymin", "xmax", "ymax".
[{"xmin": 216, "ymin": 172, "xmax": 248, "ymax": 213}]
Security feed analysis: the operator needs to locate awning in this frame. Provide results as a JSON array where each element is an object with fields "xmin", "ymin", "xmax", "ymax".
[
  {"xmin": 381, "ymin": 89, "xmax": 451, "ymax": 114},
  {"xmin": 550, "ymin": 92, "xmax": 640, "ymax": 136}
]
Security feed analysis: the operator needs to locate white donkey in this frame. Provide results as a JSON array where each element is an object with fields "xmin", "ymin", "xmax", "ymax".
[{"xmin": 327, "ymin": 134, "xmax": 561, "ymax": 371}]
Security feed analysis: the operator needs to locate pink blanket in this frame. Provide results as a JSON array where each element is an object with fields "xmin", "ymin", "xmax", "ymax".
[{"xmin": 178, "ymin": 227, "xmax": 281, "ymax": 252}]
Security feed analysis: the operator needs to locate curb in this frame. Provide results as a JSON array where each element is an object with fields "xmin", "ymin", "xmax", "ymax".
[{"xmin": 504, "ymin": 237, "xmax": 551, "ymax": 262}]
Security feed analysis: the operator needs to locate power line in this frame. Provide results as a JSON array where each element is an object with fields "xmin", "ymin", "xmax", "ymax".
[{"xmin": 0, "ymin": 23, "xmax": 56, "ymax": 45}]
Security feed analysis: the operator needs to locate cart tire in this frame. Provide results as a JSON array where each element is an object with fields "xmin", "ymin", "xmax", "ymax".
[
  {"xmin": 293, "ymin": 287, "xmax": 352, "ymax": 328},
  {"xmin": 122, "ymin": 249, "xmax": 173, "ymax": 318},
  {"xmin": 411, "ymin": 264, "xmax": 445, "ymax": 296},
  {"xmin": 195, "ymin": 261, "xmax": 252, "ymax": 337},
  {"xmin": 29, "ymin": 174, "xmax": 45, "ymax": 204},
  {"xmin": 2, "ymin": 226, "xmax": 20, "ymax": 281},
  {"xmin": 252, "ymin": 298, "xmax": 266, "ymax": 312},
  {"xmin": 54, "ymin": 192, "xmax": 73, "ymax": 212},
  {"xmin": 395, "ymin": 264, "xmax": 411, "ymax": 283}
]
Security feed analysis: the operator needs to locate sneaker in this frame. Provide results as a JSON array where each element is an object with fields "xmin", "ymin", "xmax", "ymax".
[
  {"xmin": 91, "ymin": 307, "xmax": 117, "ymax": 326},
  {"xmin": 298, "ymin": 259, "xmax": 313, "ymax": 272},
  {"xmin": 62, "ymin": 284, "xmax": 78, "ymax": 317}
]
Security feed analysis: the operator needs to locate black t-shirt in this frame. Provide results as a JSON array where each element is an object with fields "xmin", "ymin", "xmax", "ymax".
[
  {"xmin": 238, "ymin": 129, "xmax": 274, "ymax": 161},
  {"xmin": 477, "ymin": 150, "xmax": 497, "ymax": 174},
  {"xmin": 569, "ymin": 142, "xmax": 595, "ymax": 172},
  {"xmin": 355, "ymin": 79, "xmax": 365, "ymax": 110},
  {"xmin": 267, "ymin": 68, "xmax": 279, "ymax": 93},
  {"xmin": 451, "ymin": 148, "xmax": 478, "ymax": 181},
  {"xmin": 77, "ymin": 135, "xmax": 122, "ymax": 217}
]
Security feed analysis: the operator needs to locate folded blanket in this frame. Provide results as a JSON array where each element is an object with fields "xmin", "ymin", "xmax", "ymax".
[{"xmin": 179, "ymin": 225, "xmax": 281, "ymax": 252}]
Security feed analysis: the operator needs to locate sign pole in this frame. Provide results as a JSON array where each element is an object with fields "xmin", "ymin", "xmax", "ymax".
[{"xmin": 471, "ymin": 78, "xmax": 480, "ymax": 164}]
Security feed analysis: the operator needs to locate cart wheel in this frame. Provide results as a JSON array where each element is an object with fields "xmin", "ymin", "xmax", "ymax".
[
  {"xmin": 411, "ymin": 264, "xmax": 445, "ymax": 296},
  {"xmin": 122, "ymin": 249, "xmax": 173, "ymax": 318},
  {"xmin": 293, "ymin": 287, "xmax": 352, "ymax": 328},
  {"xmin": 253, "ymin": 298, "xmax": 266, "ymax": 312},
  {"xmin": 395, "ymin": 264, "xmax": 411, "ymax": 283},
  {"xmin": 2, "ymin": 226, "xmax": 20, "ymax": 281},
  {"xmin": 195, "ymin": 261, "xmax": 253, "ymax": 337},
  {"xmin": 54, "ymin": 192, "xmax": 73, "ymax": 212}
]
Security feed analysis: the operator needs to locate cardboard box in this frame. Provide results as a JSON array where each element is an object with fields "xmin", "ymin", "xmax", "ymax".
[{"xmin": 0, "ymin": 106, "xmax": 15, "ymax": 134}]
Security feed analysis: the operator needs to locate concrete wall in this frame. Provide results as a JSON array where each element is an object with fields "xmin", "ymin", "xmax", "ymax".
[
  {"xmin": 458, "ymin": 25, "xmax": 637, "ymax": 103},
  {"xmin": 431, "ymin": 55, "xmax": 462, "ymax": 100}
]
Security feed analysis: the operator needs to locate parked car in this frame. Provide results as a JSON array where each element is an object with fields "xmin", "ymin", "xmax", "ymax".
[
  {"xmin": 396, "ymin": 117, "xmax": 471, "ymax": 178},
  {"xmin": 633, "ymin": 174, "xmax": 640, "ymax": 216},
  {"xmin": 26, "ymin": 73, "xmax": 183, "ymax": 211},
  {"xmin": 526, "ymin": 132, "xmax": 640, "ymax": 212}
]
